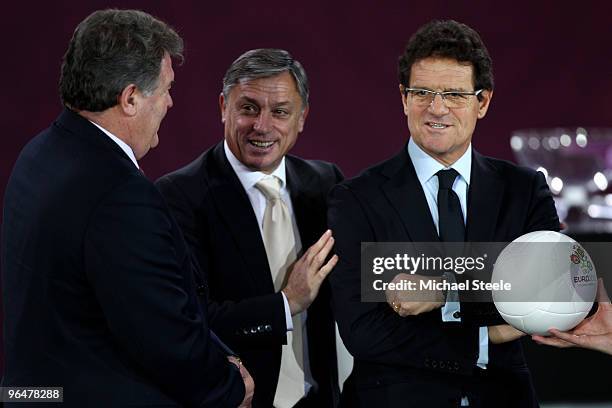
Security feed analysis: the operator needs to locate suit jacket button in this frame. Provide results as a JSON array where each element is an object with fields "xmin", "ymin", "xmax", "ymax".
[
  {"xmin": 265, "ymin": 324, "xmax": 272, "ymax": 332},
  {"xmin": 453, "ymin": 311, "xmax": 461, "ymax": 319}
]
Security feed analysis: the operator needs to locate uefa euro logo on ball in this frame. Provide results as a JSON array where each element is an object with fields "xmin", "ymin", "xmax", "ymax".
[{"xmin": 492, "ymin": 231, "xmax": 597, "ymax": 336}]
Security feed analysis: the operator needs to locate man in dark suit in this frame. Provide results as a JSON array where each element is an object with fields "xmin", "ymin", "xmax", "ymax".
[
  {"xmin": 328, "ymin": 20, "xmax": 560, "ymax": 407},
  {"xmin": 156, "ymin": 49, "xmax": 342, "ymax": 408},
  {"xmin": 1, "ymin": 9, "xmax": 252, "ymax": 407}
]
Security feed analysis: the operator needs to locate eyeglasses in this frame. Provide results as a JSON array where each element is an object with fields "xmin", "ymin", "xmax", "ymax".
[{"xmin": 404, "ymin": 88, "xmax": 483, "ymax": 108}]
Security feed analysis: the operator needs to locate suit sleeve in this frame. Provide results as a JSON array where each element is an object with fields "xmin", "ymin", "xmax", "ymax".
[
  {"xmin": 462, "ymin": 170, "xmax": 561, "ymax": 327},
  {"xmin": 84, "ymin": 176, "xmax": 244, "ymax": 408},
  {"xmin": 156, "ymin": 175, "xmax": 288, "ymax": 349},
  {"xmin": 327, "ymin": 184, "xmax": 475, "ymax": 370},
  {"xmin": 524, "ymin": 170, "xmax": 561, "ymax": 232}
]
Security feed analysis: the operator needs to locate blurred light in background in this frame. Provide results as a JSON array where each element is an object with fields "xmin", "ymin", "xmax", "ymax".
[{"xmin": 511, "ymin": 127, "xmax": 612, "ymax": 233}]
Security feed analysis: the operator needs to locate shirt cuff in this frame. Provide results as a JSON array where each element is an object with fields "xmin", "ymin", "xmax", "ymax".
[
  {"xmin": 477, "ymin": 326, "xmax": 489, "ymax": 369},
  {"xmin": 441, "ymin": 272, "xmax": 461, "ymax": 322},
  {"xmin": 281, "ymin": 292, "xmax": 293, "ymax": 331}
]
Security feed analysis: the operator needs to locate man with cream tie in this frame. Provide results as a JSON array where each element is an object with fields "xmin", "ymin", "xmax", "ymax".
[
  {"xmin": 157, "ymin": 48, "xmax": 343, "ymax": 408},
  {"xmin": 328, "ymin": 20, "xmax": 560, "ymax": 407}
]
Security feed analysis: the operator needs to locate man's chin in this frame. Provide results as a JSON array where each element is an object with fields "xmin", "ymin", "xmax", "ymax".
[
  {"xmin": 421, "ymin": 142, "xmax": 452, "ymax": 156},
  {"xmin": 244, "ymin": 156, "xmax": 279, "ymax": 174}
]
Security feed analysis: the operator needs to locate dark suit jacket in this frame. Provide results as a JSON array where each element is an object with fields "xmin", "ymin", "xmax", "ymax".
[
  {"xmin": 156, "ymin": 142, "xmax": 343, "ymax": 407},
  {"xmin": 1, "ymin": 109, "xmax": 244, "ymax": 408},
  {"xmin": 328, "ymin": 146, "xmax": 560, "ymax": 408}
]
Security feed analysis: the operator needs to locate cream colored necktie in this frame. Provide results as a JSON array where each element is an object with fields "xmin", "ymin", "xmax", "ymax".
[{"xmin": 255, "ymin": 177, "xmax": 305, "ymax": 408}]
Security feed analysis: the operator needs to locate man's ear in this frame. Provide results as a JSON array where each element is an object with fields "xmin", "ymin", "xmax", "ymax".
[
  {"xmin": 298, "ymin": 105, "xmax": 309, "ymax": 132},
  {"xmin": 219, "ymin": 93, "xmax": 226, "ymax": 123},
  {"xmin": 118, "ymin": 84, "xmax": 138, "ymax": 116},
  {"xmin": 477, "ymin": 89, "xmax": 493, "ymax": 119},
  {"xmin": 399, "ymin": 84, "xmax": 409, "ymax": 116}
]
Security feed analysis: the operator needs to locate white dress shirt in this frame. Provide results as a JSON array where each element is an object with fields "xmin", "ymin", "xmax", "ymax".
[
  {"xmin": 223, "ymin": 141, "xmax": 300, "ymax": 331},
  {"xmin": 89, "ymin": 121, "xmax": 139, "ymax": 169},
  {"xmin": 407, "ymin": 138, "xmax": 489, "ymax": 370},
  {"xmin": 223, "ymin": 141, "xmax": 315, "ymax": 396}
]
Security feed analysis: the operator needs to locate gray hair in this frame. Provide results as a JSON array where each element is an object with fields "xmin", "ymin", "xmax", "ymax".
[
  {"xmin": 59, "ymin": 9, "xmax": 183, "ymax": 112},
  {"xmin": 222, "ymin": 48, "xmax": 309, "ymax": 109}
]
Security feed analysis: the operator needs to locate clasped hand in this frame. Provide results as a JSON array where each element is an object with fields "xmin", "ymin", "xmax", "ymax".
[
  {"xmin": 228, "ymin": 356, "xmax": 254, "ymax": 408},
  {"xmin": 385, "ymin": 273, "xmax": 445, "ymax": 316}
]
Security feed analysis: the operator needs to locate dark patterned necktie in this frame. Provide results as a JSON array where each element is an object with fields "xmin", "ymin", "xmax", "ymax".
[{"xmin": 436, "ymin": 169, "xmax": 465, "ymax": 242}]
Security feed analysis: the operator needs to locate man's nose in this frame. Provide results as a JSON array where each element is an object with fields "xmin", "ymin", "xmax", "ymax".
[
  {"xmin": 253, "ymin": 111, "xmax": 271, "ymax": 133},
  {"xmin": 428, "ymin": 93, "xmax": 449, "ymax": 115}
]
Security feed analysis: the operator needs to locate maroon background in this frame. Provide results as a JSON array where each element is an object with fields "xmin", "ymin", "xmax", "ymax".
[{"xmin": 2, "ymin": 0, "xmax": 612, "ymax": 400}]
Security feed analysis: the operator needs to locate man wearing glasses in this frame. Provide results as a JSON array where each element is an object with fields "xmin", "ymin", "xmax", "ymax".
[{"xmin": 328, "ymin": 20, "xmax": 560, "ymax": 407}]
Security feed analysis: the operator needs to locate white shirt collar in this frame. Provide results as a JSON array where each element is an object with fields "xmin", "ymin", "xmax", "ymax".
[
  {"xmin": 89, "ymin": 120, "xmax": 139, "ymax": 169},
  {"xmin": 407, "ymin": 137, "xmax": 472, "ymax": 186},
  {"xmin": 223, "ymin": 140, "xmax": 287, "ymax": 190}
]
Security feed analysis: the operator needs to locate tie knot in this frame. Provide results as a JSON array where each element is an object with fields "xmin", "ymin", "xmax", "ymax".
[
  {"xmin": 256, "ymin": 177, "xmax": 282, "ymax": 200},
  {"xmin": 437, "ymin": 169, "xmax": 459, "ymax": 190}
]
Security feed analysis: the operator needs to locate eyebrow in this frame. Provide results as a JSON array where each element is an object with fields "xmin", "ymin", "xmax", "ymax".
[
  {"xmin": 238, "ymin": 96, "xmax": 259, "ymax": 105},
  {"xmin": 238, "ymin": 96, "xmax": 292, "ymax": 107},
  {"xmin": 272, "ymin": 101, "xmax": 291, "ymax": 108},
  {"xmin": 410, "ymin": 86, "xmax": 471, "ymax": 92}
]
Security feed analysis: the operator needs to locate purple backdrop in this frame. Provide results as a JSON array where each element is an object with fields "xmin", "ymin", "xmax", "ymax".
[{"xmin": 2, "ymin": 0, "xmax": 612, "ymax": 395}]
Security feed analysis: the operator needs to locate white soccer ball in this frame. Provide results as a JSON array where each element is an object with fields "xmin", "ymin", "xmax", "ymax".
[{"xmin": 492, "ymin": 231, "xmax": 597, "ymax": 336}]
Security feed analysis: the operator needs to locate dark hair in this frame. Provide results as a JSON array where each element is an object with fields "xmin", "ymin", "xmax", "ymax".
[
  {"xmin": 398, "ymin": 20, "xmax": 493, "ymax": 94},
  {"xmin": 59, "ymin": 9, "xmax": 183, "ymax": 112},
  {"xmin": 222, "ymin": 48, "xmax": 309, "ymax": 109}
]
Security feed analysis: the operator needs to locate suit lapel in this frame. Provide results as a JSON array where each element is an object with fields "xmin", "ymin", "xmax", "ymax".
[
  {"xmin": 205, "ymin": 143, "xmax": 275, "ymax": 293},
  {"xmin": 286, "ymin": 157, "xmax": 320, "ymax": 252},
  {"xmin": 381, "ymin": 148, "xmax": 440, "ymax": 242},
  {"xmin": 465, "ymin": 149, "xmax": 504, "ymax": 241}
]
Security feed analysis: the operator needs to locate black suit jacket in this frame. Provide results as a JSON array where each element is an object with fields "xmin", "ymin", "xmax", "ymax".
[
  {"xmin": 328, "ymin": 146, "xmax": 560, "ymax": 408},
  {"xmin": 156, "ymin": 142, "xmax": 343, "ymax": 408},
  {"xmin": 1, "ymin": 110, "xmax": 244, "ymax": 407}
]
